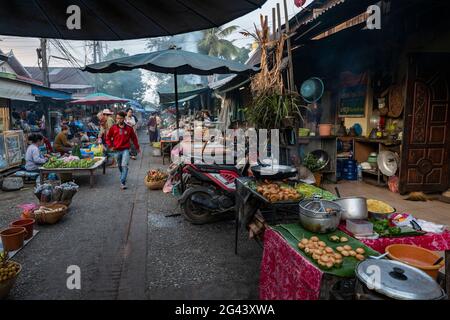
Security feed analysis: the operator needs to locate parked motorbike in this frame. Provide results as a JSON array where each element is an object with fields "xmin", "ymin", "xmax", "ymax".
[
  {"xmin": 174, "ymin": 159, "xmax": 297, "ymax": 224},
  {"xmin": 177, "ymin": 161, "xmax": 249, "ymax": 224}
]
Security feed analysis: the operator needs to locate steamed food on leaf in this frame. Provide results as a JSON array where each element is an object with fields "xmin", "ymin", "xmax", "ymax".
[
  {"xmin": 297, "ymin": 237, "xmax": 343, "ymax": 270},
  {"xmin": 367, "ymin": 199, "xmax": 395, "ymax": 214}
]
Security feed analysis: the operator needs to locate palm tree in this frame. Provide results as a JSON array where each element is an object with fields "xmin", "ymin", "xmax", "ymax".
[{"xmin": 197, "ymin": 26, "xmax": 240, "ymax": 60}]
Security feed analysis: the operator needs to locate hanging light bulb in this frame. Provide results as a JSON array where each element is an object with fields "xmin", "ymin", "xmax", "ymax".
[{"xmin": 369, "ymin": 114, "xmax": 380, "ymax": 128}]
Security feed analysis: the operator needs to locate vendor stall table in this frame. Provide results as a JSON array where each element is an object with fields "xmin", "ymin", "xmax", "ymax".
[
  {"xmin": 160, "ymin": 139, "xmax": 179, "ymax": 165},
  {"xmin": 259, "ymin": 226, "xmax": 450, "ymax": 300},
  {"xmin": 235, "ymin": 177, "xmax": 299, "ymax": 254},
  {"xmin": 39, "ymin": 156, "xmax": 106, "ymax": 188}
]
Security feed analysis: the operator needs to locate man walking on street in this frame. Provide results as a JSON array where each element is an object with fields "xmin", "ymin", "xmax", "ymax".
[{"xmin": 106, "ymin": 111, "xmax": 140, "ymax": 189}]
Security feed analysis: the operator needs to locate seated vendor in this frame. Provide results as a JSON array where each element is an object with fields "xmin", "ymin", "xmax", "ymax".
[
  {"xmin": 79, "ymin": 131, "xmax": 90, "ymax": 147},
  {"xmin": 54, "ymin": 125, "xmax": 73, "ymax": 154},
  {"xmin": 25, "ymin": 133, "xmax": 48, "ymax": 172}
]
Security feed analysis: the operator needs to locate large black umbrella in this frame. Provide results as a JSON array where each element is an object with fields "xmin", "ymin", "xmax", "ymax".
[
  {"xmin": 0, "ymin": 0, "xmax": 266, "ymax": 40},
  {"xmin": 83, "ymin": 48, "xmax": 258, "ymax": 132}
]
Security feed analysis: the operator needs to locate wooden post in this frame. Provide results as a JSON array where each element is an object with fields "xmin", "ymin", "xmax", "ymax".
[
  {"xmin": 272, "ymin": 7, "xmax": 276, "ymax": 39},
  {"xmin": 284, "ymin": 0, "xmax": 295, "ymax": 92},
  {"xmin": 276, "ymin": 3, "xmax": 282, "ymax": 38}
]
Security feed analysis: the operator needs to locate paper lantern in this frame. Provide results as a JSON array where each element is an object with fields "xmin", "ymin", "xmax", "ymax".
[{"xmin": 294, "ymin": 0, "xmax": 306, "ymax": 7}]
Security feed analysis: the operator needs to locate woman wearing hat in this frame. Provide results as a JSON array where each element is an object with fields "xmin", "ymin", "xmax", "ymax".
[{"xmin": 98, "ymin": 109, "xmax": 115, "ymax": 143}]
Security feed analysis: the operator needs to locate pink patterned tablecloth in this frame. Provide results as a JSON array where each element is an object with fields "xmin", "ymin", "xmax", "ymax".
[
  {"xmin": 339, "ymin": 225, "xmax": 450, "ymax": 253},
  {"xmin": 259, "ymin": 227, "xmax": 450, "ymax": 300},
  {"xmin": 259, "ymin": 228, "xmax": 324, "ymax": 300}
]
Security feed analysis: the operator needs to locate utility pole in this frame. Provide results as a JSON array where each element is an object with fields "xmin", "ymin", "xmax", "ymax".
[
  {"xmin": 39, "ymin": 38, "xmax": 51, "ymax": 137},
  {"xmin": 40, "ymin": 38, "xmax": 50, "ymax": 87},
  {"xmin": 93, "ymin": 41, "xmax": 99, "ymax": 91}
]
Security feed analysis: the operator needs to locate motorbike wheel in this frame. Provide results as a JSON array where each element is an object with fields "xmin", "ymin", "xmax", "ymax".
[{"xmin": 180, "ymin": 187, "xmax": 219, "ymax": 224}]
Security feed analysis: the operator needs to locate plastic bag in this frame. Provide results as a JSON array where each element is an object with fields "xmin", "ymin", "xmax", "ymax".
[
  {"xmin": 59, "ymin": 182, "xmax": 79, "ymax": 201},
  {"xmin": 52, "ymin": 186, "xmax": 63, "ymax": 202},
  {"xmin": 18, "ymin": 203, "xmax": 40, "ymax": 212},
  {"xmin": 40, "ymin": 188, "xmax": 53, "ymax": 203},
  {"xmin": 34, "ymin": 183, "xmax": 52, "ymax": 201}
]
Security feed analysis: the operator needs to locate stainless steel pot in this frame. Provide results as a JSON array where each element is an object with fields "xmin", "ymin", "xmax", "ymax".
[
  {"xmin": 299, "ymin": 211, "xmax": 341, "ymax": 233},
  {"xmin": 299, "ymin": 196, "xmax": 342, "ymax": 233},
  {"xmin": 334, "ymin": 197, "xmax": 368, "ymax": 220}
]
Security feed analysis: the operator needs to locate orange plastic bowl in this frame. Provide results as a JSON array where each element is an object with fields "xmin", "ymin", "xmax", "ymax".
[{"xmin": 385, "ymin": 244, "xmax": 444, "ymax": 280}]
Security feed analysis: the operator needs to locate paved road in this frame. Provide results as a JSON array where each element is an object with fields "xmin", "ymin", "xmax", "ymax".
[{"xmin": 0, "ymin": 132, "xmax": 261, "ymax": 300}]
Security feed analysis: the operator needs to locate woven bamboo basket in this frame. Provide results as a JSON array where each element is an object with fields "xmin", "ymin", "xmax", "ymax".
[
  {"xmin": 144, "ymin": 178, "xmax": 166, "ymax": 190},
  {"xmin": 0, "ymin": 262, "xmax": 21, "ymax": 300},
  {"xmin": 33, "ymin": 203, "xmax": 68, "ymax": 225},
  {"xmin": 40, "ymin": 200, "xmax": 72, "ymax": 207}
]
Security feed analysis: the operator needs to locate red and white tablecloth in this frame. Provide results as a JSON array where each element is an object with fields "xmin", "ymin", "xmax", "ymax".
[
  {"xmin": 259, "ymin": 227, "xmax": 450, "ymax": 300},
  {"xmin": 338, "ymin": 225, "xmax": 450, "ymax": 253},
  {"xmin": 259, "ymin": 228, "xmax": 324, "ymax": 300}
]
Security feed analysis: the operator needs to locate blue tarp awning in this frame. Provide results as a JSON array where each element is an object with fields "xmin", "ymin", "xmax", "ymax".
[
  {"xmin": 126, "ymin": 99, "xmax": 145, "ymax": 112},
  {"xmin": 32, "ymin": 86, "xmax": 72, "ymax": 100}
]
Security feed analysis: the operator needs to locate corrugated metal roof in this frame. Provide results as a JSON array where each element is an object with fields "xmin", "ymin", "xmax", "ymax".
[
  {"xmin": 289, "ymin": 0, "xmax": 347, "ymax": 31},
  {"xmin": 209, "ymin": 75, "xmax": 237, "ymax": 90},
  {"xmin": 303, "ymin": 0, "xmax": 346, "ymax": 25},
  {"xmin": 25, "ymin": 67, "xmax": 95, "ymax": 87}
]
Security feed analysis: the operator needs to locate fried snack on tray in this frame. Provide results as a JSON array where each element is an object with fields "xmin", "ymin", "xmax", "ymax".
[{"xmin": 256, "ymin": 181, "xmax": 301, "ymax": 203}]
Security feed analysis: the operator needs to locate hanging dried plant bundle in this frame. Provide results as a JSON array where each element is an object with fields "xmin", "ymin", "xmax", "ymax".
[
  {"xmin": 243, "ymin": 15, "xmax": 287, "ymax": 97},
  {"xmin": 241, "ymin": 16, "xmax": 303, "ymax": 128}
]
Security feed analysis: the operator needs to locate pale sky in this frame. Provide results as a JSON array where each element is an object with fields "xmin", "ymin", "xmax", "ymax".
[{"xmin": 0, "ymin": 0, "xmax": 312, "ymax": 68}]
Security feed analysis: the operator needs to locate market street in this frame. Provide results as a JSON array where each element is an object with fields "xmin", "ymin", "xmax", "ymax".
[
  {"xmin": 0, "ymin": 132, "xmax": 261, "ymax": 300},
  {"xmin": 1, "ymin": 0, "xmax": 450, "ymax": 305}
]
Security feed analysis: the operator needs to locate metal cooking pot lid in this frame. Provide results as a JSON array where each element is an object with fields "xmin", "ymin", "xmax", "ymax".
[
  {"xmin": 299, "ymin": 196, "xmax": 341, "ymax": 218},
  {"xmin": 251, "ymin": 165, "xmax": 297, "ymax": 173},
  {"xmin": 377, "ymin": 151, "xmax": 398, "ymax": 177},
  {"xmin": 356, "ymin": 259, "xmax": 445, "ymax": 300}
]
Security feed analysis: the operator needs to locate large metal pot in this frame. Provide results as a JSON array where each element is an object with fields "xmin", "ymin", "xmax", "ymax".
[
  {"xmin": 334, "ymin": 197, "xmax": 368, "ymax": 220},
  {"xmin": 355, "ymin": 259, "xmax": 446, "ymax": 300},
  {"xmin": 299, "ymin": 196, "xmax": 342, "ymax": 233}
]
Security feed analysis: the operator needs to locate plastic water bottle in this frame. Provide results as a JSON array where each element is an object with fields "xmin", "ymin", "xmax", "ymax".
[{"xmin": 357, "ymin": 164, "xmax": 363, "ymax": 181}]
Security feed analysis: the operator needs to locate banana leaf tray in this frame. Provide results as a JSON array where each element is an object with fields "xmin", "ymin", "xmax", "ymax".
[{"xmin": 272, "ymin": 223, "xmax": 380, "ymax": 277}]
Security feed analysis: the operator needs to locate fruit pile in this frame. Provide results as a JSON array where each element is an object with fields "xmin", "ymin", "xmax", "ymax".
[
  {"xmin": 0, "ymin": 252, "xmax": 20, "ymax": 283},
  {"xmin": 145, "ymin": 169, "xmax": 168, "ymax": 182}
]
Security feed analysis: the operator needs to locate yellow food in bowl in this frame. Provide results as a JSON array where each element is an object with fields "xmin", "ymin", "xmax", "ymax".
[{"xmin": 367, "ymin": 199, "xmax": 394, "ymax": 214}]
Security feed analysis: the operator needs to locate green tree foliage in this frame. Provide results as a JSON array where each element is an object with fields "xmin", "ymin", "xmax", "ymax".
[
  {"xmin": 197, "ymin": 26, "xmax": 240, "ymax": 60},
  {"xmin": 97, "ymin": 48, "xmax": 145, "ymax": 102},
  {"xmin": 234, "ymin": 45, "xmax": 251, "ymax": 64}
]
